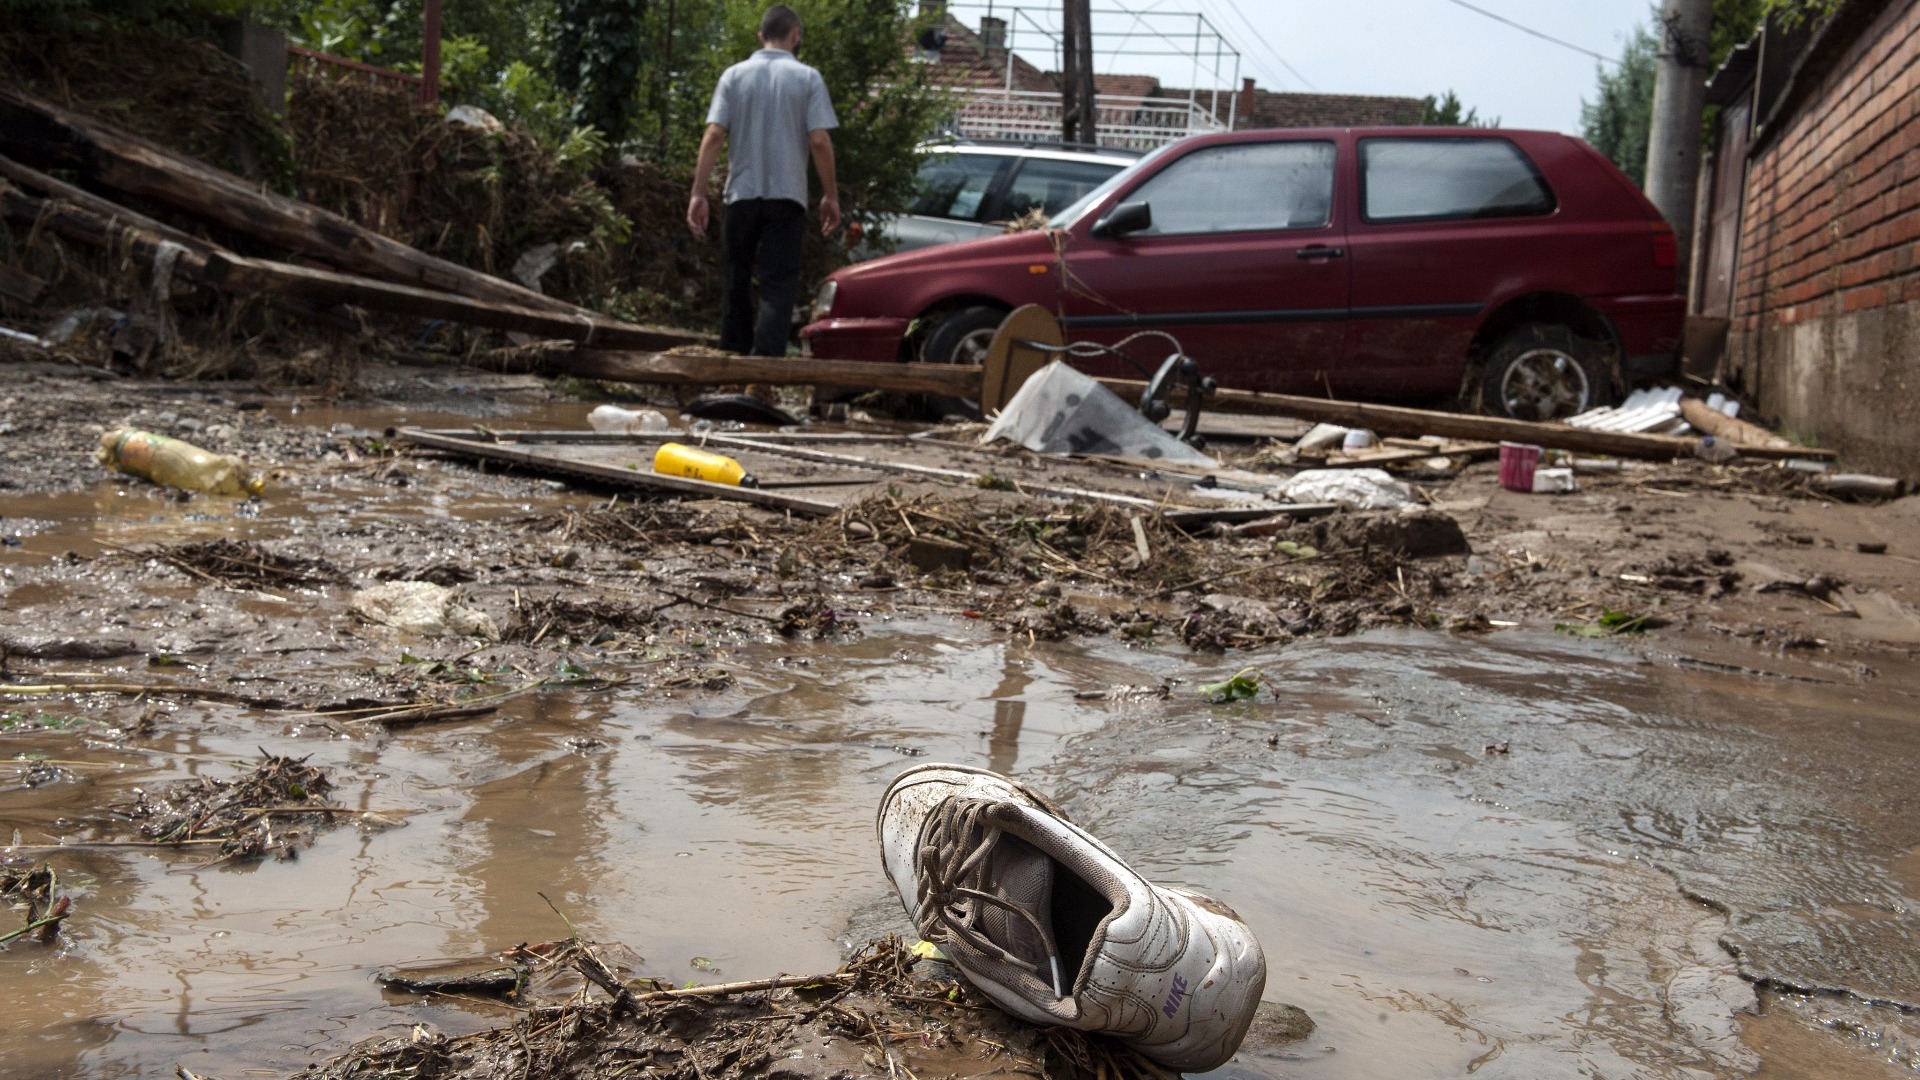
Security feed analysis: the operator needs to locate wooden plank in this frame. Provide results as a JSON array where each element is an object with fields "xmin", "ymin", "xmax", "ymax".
[
  {"xmin": 708, "ymin": 435, "xmax": 1171, "ymax": 510},
  {"xmin": 1163, "ymin": 503, "xmax": 1339, "ymax": 528},
  {"xmin": 405, "ymin": 429, "xmax": 910, "ymax": 445},
  {"xmin": 204, "ymin": 253, "xmax": 697, "ymax": 351},
  {"xmin": 561, "ymin": 349, "xmax": 981, "ymax": 397},
  {"xmin": 0, "ymin": 262, "xmax": 44, "ymax": 305},
  {"xmin": 392, "ymin": 428, "xmax": 839, "ymax": 515},
  {"xmin": 0, "ymin": 87, "xmax": 707, "ymax": 351}
]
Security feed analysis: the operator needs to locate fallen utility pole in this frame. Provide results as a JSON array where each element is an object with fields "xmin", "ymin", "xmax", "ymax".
[
  {"xmin": 541, "ymin": 349, "xmax": 1831, "ymax": 461},
  {"xmin": 1097, "ymin": 378, "xmax": 1828, "ymax": 461},
  {"xmin": 557, "ymin": 348, "xmax": 981, "ymax": 397},
  {"xmin": 0, "ymin": 86, "xmax": 702, "ymax": 352},
  {"xmin": 203, "ymin": 255, "xmax": 702, "ymax": 353}
]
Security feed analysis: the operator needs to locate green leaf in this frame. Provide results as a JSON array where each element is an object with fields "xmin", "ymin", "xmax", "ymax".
[
  {"xmin": 1201, "ymin": 667, "xmax": 1263, "ymax": 704},
  {"xmin": 1556, "ymin": 609, "xmax": 1669, "ymax": 638}
]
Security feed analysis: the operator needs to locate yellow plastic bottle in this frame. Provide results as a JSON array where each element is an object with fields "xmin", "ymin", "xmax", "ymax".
[
  {"xmin": 652, "ymin": 442, "xmax": 756, "ymax": 487},
  {"xmin": 97, "ymin": 429, "xmax": 264, "ymax": 497}
]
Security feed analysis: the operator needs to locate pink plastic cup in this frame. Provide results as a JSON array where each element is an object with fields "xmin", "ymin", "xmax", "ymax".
[{"xmin": 1499, "ymin": 442, "xmax": 1542, "ymax": 493}]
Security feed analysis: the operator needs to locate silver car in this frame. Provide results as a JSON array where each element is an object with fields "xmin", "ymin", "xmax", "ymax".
[{"xmin": 860, "ymin": 142, "xmax": 1138, "ymax": 259}]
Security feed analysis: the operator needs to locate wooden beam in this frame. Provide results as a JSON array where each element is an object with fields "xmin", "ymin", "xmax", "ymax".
[
  {"xmin": 203, "ymin": 253, "xmax": 701, "ymax": 351},
  {"xmin": 0, "ymin": 86, "xmax": 705, "ymax": 352},
  {"xmin": 391, "ymin": 427, "xmax": 840, "ymax": 515},
  {"xmin": 559, "ymin": 349, "xmax": 983, "ymax": 396},
  {"xmin": 707, "ymin": 435, "xmax": 1165, "ymax": 509},
  {"xmin": 0, "ymin": 153, "xmax": 217, "ymax": 256},
  {"xmin": 0, "ymin": 182, "xmax": 210, "ymax": 280}
]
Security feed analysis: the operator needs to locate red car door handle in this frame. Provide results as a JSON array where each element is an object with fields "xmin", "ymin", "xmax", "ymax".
[{"xmin": 1295, "ymin": 245, "xmax": 1345, "ymax": 259}]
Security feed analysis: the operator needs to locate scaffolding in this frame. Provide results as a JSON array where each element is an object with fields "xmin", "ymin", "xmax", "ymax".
[{"xmin": 936, "ymin": 2, "xmax": 1243, "ymax": 150}]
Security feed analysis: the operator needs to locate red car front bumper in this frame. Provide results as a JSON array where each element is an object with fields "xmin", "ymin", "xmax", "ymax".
[{"xmin": 800, "ymin": 317, "xmax": 911, "ymax": 363}]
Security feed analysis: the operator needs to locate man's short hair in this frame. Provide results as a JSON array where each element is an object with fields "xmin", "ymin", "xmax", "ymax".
[{"xmin": 760, "ymin": 4, "xmax": 801, "ymax": 41}]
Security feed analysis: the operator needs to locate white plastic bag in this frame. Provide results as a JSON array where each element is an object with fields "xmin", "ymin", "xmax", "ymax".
[
  {"xmin": 351, "ymin": 581, "xmax": 498, "ymax": 639},
  {"xmin": 1277, "ymin": 468, "xmax": 1417, "ymax": 510},
  {"xmin": 983, "ymin": 361, "xmax": 1216, "ymax": 467}
]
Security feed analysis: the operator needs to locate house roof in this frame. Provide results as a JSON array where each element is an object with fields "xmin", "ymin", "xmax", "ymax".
[
  {"xmin": 1236, "ymin": 90, "xmax": 1427, "ymax": 129},
  {"xmin": 1091, "ymin": 73, "xmax": 1163, "ymax": 100},
  {"xmin": 918, "ymin": 13, "xmax": 1054, "ymax": 93},
  {"xmin": 917, "ymin": 14, "xmax": 1427, "ymax": 133}
]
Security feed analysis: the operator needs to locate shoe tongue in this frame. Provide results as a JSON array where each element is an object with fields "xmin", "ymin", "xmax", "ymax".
[{"xmin": 977, "ymin": 830, "xmax": 1059, "ymax": 976}]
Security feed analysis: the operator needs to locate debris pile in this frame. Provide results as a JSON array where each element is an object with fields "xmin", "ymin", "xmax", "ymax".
[
  {"xmin": 0, "ymin": 861, "xmax": 73, "ymax": 947},
  {"xmin": 149, "ymin": 539, "xmax": 347, "ymax": 590},
  {"xmin": 293, "ymin": 936, "xmax": 1192, "ymax": 1080},
  {"xmin": 115, "ymin": 751, "xmax": 362, "ymax": 863}
]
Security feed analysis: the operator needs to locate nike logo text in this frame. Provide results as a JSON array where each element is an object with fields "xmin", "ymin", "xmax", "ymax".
[{"xmin": 1161, "ymin": 973, "xmax": 1189, "ymax": 1018}]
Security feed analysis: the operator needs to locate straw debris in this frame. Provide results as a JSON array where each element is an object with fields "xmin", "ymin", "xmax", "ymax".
[{"xmin": 294, "ymin": 935, "xmax": 1172, "ymax": 1080}]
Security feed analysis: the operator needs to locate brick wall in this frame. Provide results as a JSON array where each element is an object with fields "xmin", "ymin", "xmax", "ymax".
[{"xmin": 1724, "ymin": 0, "xmax": 1920, "ymax": 475}]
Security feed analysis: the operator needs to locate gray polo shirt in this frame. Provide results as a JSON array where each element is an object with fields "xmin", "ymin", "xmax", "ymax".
[{"xmin": 707, "ymin": 48, "xmax": 838, "ymax": 206}]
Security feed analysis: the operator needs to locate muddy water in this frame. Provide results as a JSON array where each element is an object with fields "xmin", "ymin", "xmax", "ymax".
[
  {"xmin": 6, "ymin": 404, "xmax": 1920, "ymax": 1078},
  {"xmin": 2, "ymin": 622, "xmax": 1917, "ymax": 1078}
]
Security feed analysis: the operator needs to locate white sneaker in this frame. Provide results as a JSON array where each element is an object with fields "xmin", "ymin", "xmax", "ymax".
[{"xmin": 877, "ymin": 763, "xmax": 1266, "ymax": 1072}]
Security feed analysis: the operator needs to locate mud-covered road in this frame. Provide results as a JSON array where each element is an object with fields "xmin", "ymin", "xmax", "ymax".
[{"xmin": 2, "ymin": 358, "xmax": 1918, "ymax": 1078}]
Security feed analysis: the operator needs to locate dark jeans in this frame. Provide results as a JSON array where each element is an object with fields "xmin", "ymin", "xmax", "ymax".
[{"xmin": 720, "ymin": 197, "xmax": 806, "ymax": 357}]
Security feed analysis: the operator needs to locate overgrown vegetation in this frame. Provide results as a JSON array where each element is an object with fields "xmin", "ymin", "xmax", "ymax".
[
  {"xmin": 1582, "ymin": 23, "xmax": 1657, "ymax": 186},
  {"xmin": 1581, "ymin": 0, "xmax": 1840, "ymax": 186},
  {"xmin": 1, "ymin": 0, "xmax": 947, "ymax": 355}
]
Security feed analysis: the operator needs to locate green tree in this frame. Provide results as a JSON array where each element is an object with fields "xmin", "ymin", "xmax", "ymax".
[
  {"xmin": 1421, "ymin": 90, "xmax": 1493, "ymax": 127},
  {"xmin": 551, "ymin": 0, "xmax": 649, "ymax": 149},
  {"xmin": 1581, "ymin": 0, "xmax": 1839, "ymax": 186},
  {"xmin": 1581, "ymin": 22, "xmax": 1657, "ymax": 185}
]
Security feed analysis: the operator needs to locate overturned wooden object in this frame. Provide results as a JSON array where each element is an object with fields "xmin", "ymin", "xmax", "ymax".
[
  {"xmin": 1677, "ymin": 398, "xmax": 1800, "ymax": 451},
  {"xmin": 203, "ymin": 254, "xmax": 700, "ymax": 353},
  {"xmin": 0, "ymin": 87, "xmax": 706, "ymax": 351}
]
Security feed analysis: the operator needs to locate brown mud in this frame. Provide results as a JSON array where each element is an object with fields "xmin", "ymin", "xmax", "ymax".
[{"xmin": 2, "ymin": 358, "xmax": 1919, "ymax": 1079}]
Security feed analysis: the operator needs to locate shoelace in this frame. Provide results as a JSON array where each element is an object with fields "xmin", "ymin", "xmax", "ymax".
[{"xmin": 914, "ymin": 799, "xmax": 1066, "ymax": 998}]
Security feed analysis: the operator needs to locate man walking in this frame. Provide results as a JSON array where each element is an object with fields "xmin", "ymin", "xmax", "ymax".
[{"xmin": 687, "ymin": 4, "xmax": 841, "ymax": 358}]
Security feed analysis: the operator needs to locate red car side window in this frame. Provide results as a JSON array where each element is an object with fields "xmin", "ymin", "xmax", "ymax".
[
  {"xmin": 1359, "ymin": 138, "xmax": 1555, "ymax": 223},
  {"xmin": 1122, "ymin": 141, "xmax": 1336, "ymax": 236}
]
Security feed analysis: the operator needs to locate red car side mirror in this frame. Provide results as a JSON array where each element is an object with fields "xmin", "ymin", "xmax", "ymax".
[{"xmin": 1091, "ymin": 200, "xmax": 1152, "ymax": 239}]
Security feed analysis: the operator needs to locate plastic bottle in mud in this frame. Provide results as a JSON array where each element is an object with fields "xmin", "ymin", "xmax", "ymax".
[
  {"xmin": 589, "ymin": 404, "xmax": 670, "ymax": 434},
  {"xmin": 652, "ymin": 442, "xmax": 756, "ymax": 487},
  {"xmin": 97, "ymin": 429, "xmax": 264, "ymax": 496}
]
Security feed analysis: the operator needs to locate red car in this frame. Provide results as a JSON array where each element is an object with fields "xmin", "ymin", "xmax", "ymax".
[{"xmin": 801, "ymin": 127, "xmax": 1684, "ymax": 421}]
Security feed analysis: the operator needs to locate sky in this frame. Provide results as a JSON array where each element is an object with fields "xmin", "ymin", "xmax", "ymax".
[{"xmin": 948, "ymin": 0, "xmax": 1658, "ymax": 135}]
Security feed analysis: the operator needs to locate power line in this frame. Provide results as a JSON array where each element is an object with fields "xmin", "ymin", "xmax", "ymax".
[
  {"xmin": 1202, "ymin": 0, "xmax": 1318, "ymax": 91},
  {"xmin": 1437, "ymin": 0, "xmax": 1619, "ymax": 66},
  {"xmin": 1190, "ymin": 0, "xmax": 1287, "ymax": 88}
]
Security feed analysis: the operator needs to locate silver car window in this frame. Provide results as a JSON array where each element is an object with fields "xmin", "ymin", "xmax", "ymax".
[
  {"xmin": 999, "ymin": 159, "xmax": 1125, "ymax": 221},
  {"xmin": 910, "ymin": 153, "xmax": 1004, "ymax": 221}
]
